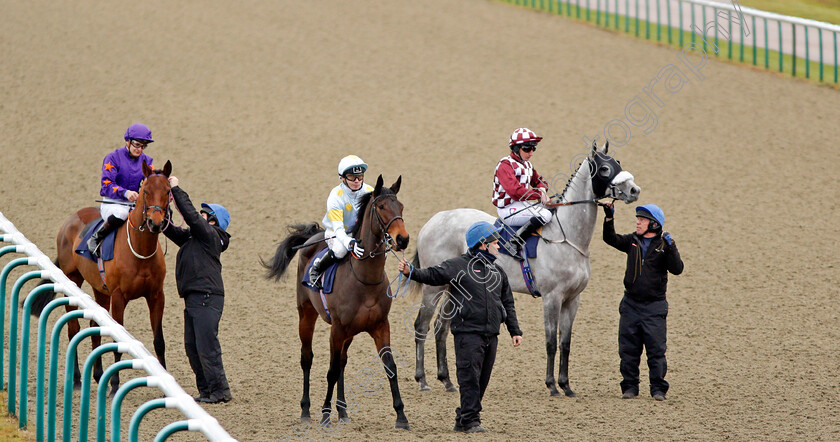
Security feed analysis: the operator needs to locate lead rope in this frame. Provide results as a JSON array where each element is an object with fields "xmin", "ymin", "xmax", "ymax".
[{"xmin": 387, "ymin": 248, "xmax": 413, "ymax": 299}]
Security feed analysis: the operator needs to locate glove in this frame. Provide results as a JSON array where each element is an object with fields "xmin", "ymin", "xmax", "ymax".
[
  {"xmin": 602, "ymin": 204, "xmax": 614, "ymax": 218},
  {"xmin": 662, "ymin": 232, "xmax": 673, "ymax": 246},
  {"xmin": 349, "ymin": 239, "xmax": 365, "ymax": 258}
]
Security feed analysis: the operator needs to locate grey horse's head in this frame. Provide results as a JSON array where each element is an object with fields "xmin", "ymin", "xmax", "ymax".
[{"xmin": 590, "ymin": 141, "xmax": 640, "ymax": 203}]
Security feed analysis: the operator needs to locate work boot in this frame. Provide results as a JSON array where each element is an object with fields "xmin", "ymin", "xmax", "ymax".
[
  {"xmin": 466, "ymin": 425, "xmax": 487, "ymax": 433},
  {"xmin": 86, "ymin": 216, "xmax": 123, "ymax": 258},
  {"xmin": 453, "ymin": 407, "xmax": 466, "ymax": 432},
  {"xmin": 309, "ymin": 250, "xmax": 337, "ymax": 289},
  {"xmin": 621, "ymin": 390, "xmax": 638, "ymax": 399},
  {"xmin": 510, "ymin": 217, "xmax": 546, "ymax": 261}
]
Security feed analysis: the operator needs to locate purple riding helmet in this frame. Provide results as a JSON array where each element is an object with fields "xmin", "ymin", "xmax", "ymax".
[{"xmin": 124, "ymin": 123, "xmax": 154, "ymax": 143}]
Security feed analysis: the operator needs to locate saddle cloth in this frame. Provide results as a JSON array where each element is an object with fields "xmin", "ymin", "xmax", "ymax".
[
  {"xmin": 302, "ymin": 248, "xmax": 339, "ymax": 294},
  {"xmin": 493, "ymin": 219, "xmax": 540, "ymax": 259},
  {"xmin": 75, "ymin": 219, "xmax": 116, "ymax": 262}
]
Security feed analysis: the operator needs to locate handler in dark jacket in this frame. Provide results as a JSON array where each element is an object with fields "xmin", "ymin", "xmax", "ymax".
[
  {"xmin": 398, "ymin": 221, "xmax": 523, "ymax": 433},
  {"xmin": 603, "ymin": 203, "xmax": 683, "ymax": 401},
  {"xmin": 163, "ymin": 176, "xmax": 233, "ymax": 404}
]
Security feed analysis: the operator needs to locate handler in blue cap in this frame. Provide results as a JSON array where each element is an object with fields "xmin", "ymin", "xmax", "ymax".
[
  {"xmin": 399, "ymin": 221, "xmax": 522, "ymax": 433},
  {"xmin": 602, "ymin": 203, "xmax": 683, "ymax": 401},
  {"xmin": 163, "ymin": 175, "xmax": 233, "ymax": 404}
]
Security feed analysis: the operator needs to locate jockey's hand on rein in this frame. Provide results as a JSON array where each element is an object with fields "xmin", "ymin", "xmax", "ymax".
[
  {"xmin": 602, "ymin": 203, "xmax": 614, "ymax": 218},
  {"xmin": 662, "ymin": 232, "xmax": 673, "ymax": 246},
  {"xmin": 349, "ymin": 239, "xmax": 365, "ymax": 258}
]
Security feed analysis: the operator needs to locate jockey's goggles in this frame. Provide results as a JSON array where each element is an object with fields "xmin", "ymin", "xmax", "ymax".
[
  {"xmin": 343, "ymin": 173, "xmax": 364, "ymax": 182},
  {"xmin": 129, "ymin": 140, "xmax": 149, "ymax": 149},
  {"xmin": 520, "ymin": 143, "xmax": 537, "ymax": 153}
]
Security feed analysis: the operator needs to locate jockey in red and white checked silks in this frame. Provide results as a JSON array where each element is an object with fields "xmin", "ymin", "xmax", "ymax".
[{"xmin": 492, "ymin": 128, "xmax": 551, "ymax": 227}]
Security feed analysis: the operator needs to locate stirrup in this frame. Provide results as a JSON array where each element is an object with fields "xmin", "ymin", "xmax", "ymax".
[
  {"xmin": 87, "ymin": 237, "xmax": 102, "ymax": 257},
  {"xmin": 309, "ymin": 259, "xmax": 323, "ymax": 287}
]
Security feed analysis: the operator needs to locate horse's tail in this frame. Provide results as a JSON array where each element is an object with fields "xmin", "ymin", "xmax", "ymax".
[
  {"xmin": 27, "ymin": 259, "xmax": 59, "ymax": 317},
  {"xmin": 406, "ymin": 251, "xmax": 423, "ymax": 298},
  {"xmin": 261, "ymin": 223, "xmax": 325, "ymax": 281}
]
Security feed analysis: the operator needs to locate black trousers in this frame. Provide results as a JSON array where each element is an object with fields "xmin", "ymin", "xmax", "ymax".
[
  {"xmin": 454, "ymin": 333, "xmax": 498, "ymax": 428},
  {"xmin": 618, "ymin": 296, "xmax": 668, "ymax": 396},
  {"xmin": 184, "ymin": 293, "xmax": 231, "ymax": 399}
]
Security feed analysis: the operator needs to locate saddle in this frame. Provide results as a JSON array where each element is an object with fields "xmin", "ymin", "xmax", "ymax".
[
  {"xmin": 493, "ymin": 219, "xmax": 540, "ymax": 259},
  {"xmin": 493, "ymin": 219, "xmax": 542, "ymax": 298},
  {"xmin": 75, "ymin": 218, "xmax": 117, "ymax": 262},
  {"xmin": 302, "ymin": 248, "xmax": 339, "ymax": 294}
]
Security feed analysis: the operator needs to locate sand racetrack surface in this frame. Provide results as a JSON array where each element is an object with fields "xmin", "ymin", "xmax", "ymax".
[{"xmin": 2, "ymin": 0, "xmax": 839, "ymax": 440}]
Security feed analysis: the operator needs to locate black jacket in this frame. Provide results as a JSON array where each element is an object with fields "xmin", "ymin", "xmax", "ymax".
[
  {"xmin": 163, "ymin": 186, "xmax": 230, "ymax": 297},
  {"xmin": 410, "ymin": 251, "xmax": 522, "ymax": 337},
  {"xmin": 603, "ymin": 219, "xmax": 683, "ymax": 302}
]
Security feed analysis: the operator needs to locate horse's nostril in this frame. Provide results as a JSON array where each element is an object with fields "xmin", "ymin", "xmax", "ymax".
[{"xmin": 631, "ymin": 187, "xmax": 639, "ymax": 194}]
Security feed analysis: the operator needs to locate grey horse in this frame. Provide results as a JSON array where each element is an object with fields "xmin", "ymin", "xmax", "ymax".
[{"xmin": 409, "ymin": 141, "xmax": 640, "ymax": 397}]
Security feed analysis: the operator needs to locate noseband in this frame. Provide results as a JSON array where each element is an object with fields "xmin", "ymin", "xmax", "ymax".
[
  {"xmin": 128, "ymin": 174, "xmax": 173, "ymax": 233},
  {"xmin": 354, "ymin": 194, "xmax": 403, "ymax": 260}
]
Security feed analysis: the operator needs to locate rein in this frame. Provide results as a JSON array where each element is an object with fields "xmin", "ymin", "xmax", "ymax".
[
  {"xmin": 537, "ymin": 157, "xmax": 626, "ymax": 257},
  {"xmin": 124, "ymin": 173, "xmax": 172, "ymax": 259},
  {"xmin": 353, "ymin": 194, "xmax": 402, "ymax": 260},
  {"xmin": 348, "ymin": 193, "xmax": 402, "ymax": 285}
]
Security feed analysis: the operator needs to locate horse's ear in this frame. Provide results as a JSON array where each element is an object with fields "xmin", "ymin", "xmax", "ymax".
[
  {"xmin": 374, "ymin": 175, "xmax": 384, "ymax": 196},
  {"xmin": 142, "ymin": 160, "xmax": 152, "ymax": 177},
  {"xmin": 390, "ymin": 176, "xmax": 402, "ymax": 195},
  {"xmin": 162, "ymin": 160, "xmax": 172, "ymax": 177},
  {"xmin": 603, "ymin": 140, "xmax": 609, "ymax": 155},
  {"xmin": 590, "ymin": 139, "xmax": 598, "ymax": 155}
]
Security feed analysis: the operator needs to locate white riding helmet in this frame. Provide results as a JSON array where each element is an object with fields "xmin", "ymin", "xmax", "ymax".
[{"xmin": 337, "ymin": 155, "xmax": 368, "ymax": 176}]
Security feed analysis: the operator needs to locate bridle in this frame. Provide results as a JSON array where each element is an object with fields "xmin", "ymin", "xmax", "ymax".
[
  {"xmin": 125, "ymin": 173, "xmax": 172, "ymax": 259},
  {"xmin": 353, "ymin": 193, "xmax": 403, "ymax": 261},
  {"xmin": 349, "ymin": 193, "xmax": 404, "ymax": 285},
  {"xmin": 540, "ymin": 155, "xmax": 634, "ymax": 257}
]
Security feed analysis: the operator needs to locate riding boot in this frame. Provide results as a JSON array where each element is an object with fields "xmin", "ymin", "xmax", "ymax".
[
  {"xmin": 511, "ymin": 217, "xmax": 546, "ymax": 261},
  {"xmin": 309, "ymin": 250, "xmax": 337, "ymax": 289},
  {"xmin": 87, "ymin": 215, "xmax": 124, "ymax": 258}
]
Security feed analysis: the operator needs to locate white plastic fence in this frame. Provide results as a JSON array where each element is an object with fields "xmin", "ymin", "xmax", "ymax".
[{"xmin": 0, "ymin": 212, "xmax": 235, "ymax": 441}]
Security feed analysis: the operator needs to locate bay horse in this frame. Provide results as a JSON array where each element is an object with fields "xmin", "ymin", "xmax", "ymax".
[
  {"xmin": 411, "ymin": 142, "xmax": 641, "ymax": 397},
  {"xmin": 262, "ymin": 175, "xmax": 410, "ymax": 430},
  {"xmin": 30, "ymin": 160, "xmax": 171, "ymax": 394}
]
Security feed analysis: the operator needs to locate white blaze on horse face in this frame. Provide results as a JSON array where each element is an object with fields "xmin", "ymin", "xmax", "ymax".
[{"xmin": 612, "ymin": 171, "xmax": 640, "ymax": 203}]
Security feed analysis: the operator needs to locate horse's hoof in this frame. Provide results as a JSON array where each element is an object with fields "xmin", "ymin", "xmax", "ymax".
[
  {"xmin": 73, "ymin": 382, "xmax": 82, "ymax": 392},
  {"xmin": 300, "ymin": 415, "xmax": 311, "ymax": 423},
  {"xmin": 560, "ymin": 384, "xmax": 577, "ymax": 397},
  {"xmin": 418, "ymin": 384, "xmax": 431, "ymax": 391},
  {"xmin": 550, "ymin": 390, "xmax": 562, "ymax": 397},
  {"xmin": 395, "ymin": 420, "xmax": 410, "ymax": 430},
  {"xmin": 339, "ymin": 416, "xmax": 351, "ymax": 423},
  {"xmin": 445, "ymin": 386, "xmax": 458, "ymax": 393},
  {"xmin": 109, "ymin": 387, "xmax": 119, "ymax": 398}
]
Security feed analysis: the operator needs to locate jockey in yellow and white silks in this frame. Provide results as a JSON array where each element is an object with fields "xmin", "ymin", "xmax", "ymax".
[{"xmin": 309, "ymin": 155, "xmax": 373, "ymax": 288}]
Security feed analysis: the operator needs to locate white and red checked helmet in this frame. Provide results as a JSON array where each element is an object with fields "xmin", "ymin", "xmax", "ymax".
[{"xmin": 509, "ymin": 127, "xmax": 543, "ymax": 147}]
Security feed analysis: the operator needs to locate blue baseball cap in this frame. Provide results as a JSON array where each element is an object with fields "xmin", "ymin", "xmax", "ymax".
[
  {"xmin": 200, "ymin": 203, "xmax": 230, "ymax": 231},
  {"xmin": 465, "ymin": 221, "xmax": 503, "ymax": 249},
  {"xmin": 636, "ymin": 204, "xmax": 664, "ymax": 227}
]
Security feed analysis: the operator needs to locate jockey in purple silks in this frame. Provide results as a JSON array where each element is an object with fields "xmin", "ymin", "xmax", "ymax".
[{"xmin": 87, "ymin": 123, "xmax": 155, "ymax": 257}]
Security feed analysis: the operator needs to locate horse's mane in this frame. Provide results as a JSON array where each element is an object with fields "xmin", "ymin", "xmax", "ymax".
[
  {"xmin": 558, "ymin": 158, "xmax": 590, "ymax": 201},
  {"xmin": 348, "ymin": 188, "xmax": 394, "ymax": 237}
]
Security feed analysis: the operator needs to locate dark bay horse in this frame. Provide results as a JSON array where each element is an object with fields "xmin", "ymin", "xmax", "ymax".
[
  {"xmin": 262, "ymin": 175, "xmax": 410, "ymax": 430},
  {"xmin": 30, "ymin": 160, "xmax": 172, "ymax": 393}
]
